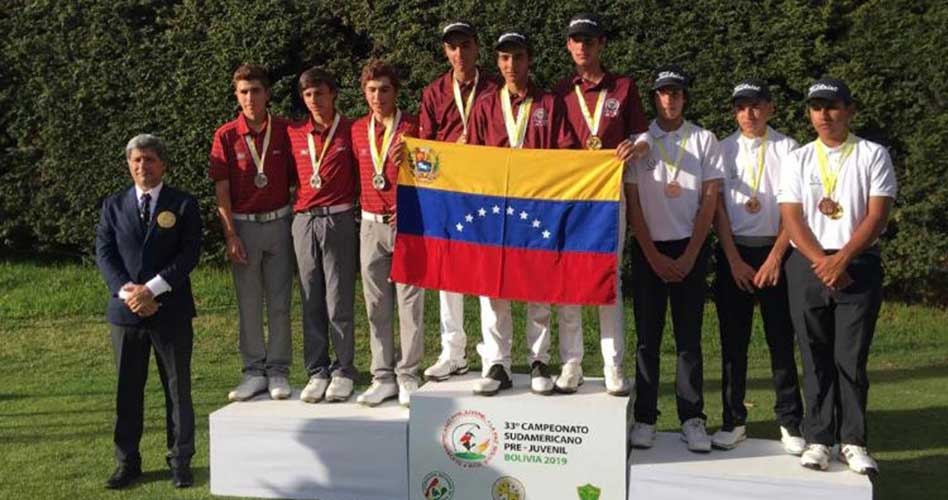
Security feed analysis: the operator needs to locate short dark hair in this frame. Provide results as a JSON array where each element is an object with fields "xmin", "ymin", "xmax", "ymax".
[
  {"xmin": 232, "ymin": 63, "xmax": 271, "ymax": 89},
  {"xmin": 298, "ymin": 67, "xmax": 338, "ymax": 94},
  {"xmin": 360, "ymin": 59, "xmax": 400, "ymax": 91}
]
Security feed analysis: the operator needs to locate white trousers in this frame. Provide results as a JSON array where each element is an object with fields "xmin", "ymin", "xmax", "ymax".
[{"xmin": 437, "ymin": 291, "xmax": 467, "ymax": 361}]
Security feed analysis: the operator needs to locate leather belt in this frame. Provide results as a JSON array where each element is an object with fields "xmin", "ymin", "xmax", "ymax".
[{"xmin": 232, "ymin": 205, "xmax": 292, "ymax": 223}]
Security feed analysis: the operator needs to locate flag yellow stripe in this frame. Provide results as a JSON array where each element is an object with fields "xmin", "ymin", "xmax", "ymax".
[{"xmin": 399, "ymin": 138, "xmax": 622, "ymax": 201}]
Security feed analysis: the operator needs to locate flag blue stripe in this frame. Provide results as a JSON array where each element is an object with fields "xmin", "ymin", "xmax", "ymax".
[{"xmin": 396, "ymin": 186, "xmax": 618, "ymax": 254}]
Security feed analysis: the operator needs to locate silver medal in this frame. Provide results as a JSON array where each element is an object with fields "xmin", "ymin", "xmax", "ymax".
[
  {"xmin": 372, "ymin": 173, "xmax": 386, "ymax": 190},
  {"xmin": 310, "ymin": 172, "xmax": 322, "ymax": 189},
  {"xmin": 254, "ymin": 172, "xmax": 269, "ymax": 188}
]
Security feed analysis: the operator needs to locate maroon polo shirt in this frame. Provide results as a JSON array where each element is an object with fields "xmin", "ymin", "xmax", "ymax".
[
  {"xmin": 350, "ymin": 111, "xmax": 418, "ymax": 215},
  {"xmin": 418, "ymin": 69, "xmax": 501, "ymax": 142},
  {"xmin": 467, "ymin": 83, "xmax": 578, "ymax": 150},
  {"xmin": 209, "ymin": 113, "xmax": 292, "ymax": 214},
  {"xmin": 287, "ymin": 115, "xmax": 358, "ymax": 211},
  {"xmin": 554, "ymin": 72, "xmax": 649, "ymax": 149}
]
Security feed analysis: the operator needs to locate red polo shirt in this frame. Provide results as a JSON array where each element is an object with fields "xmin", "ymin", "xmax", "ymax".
[
  {"xmin": 418, "ymin": 69, "xmax": 501, "ymax": 142},
  {"xmin": 554, "ymin": 72, "xmax": 649, "ymax": 149},
  {"xmin": 467, "ymin": 83, "xmax": 578, "ymax": 150},
  {"xmin": 209, "ymin": 113, "xmax": 292, "ymax": 214},
  {"xmin": 350, "ymin": 111, "xmax": 418, "ymax": 215},
  {"xmin": 287, "ymin": 115, "xmax": 358, "ymax": 211}
]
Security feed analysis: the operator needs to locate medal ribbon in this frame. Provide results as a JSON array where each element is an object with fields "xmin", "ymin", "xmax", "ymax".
[
  {"xmin": 368, "ymin": 109, "xmax": 402, "ymax": 177},
  {"xmin": 307, "ymin": 113, "xmax": 341, "ymax": 183},
  {"xmin": 654, "ymin": 122, "xmax": 692, "ymax": 182},
  {"xmin": 574, "ymin": 86, "xmax": 607, "ymax": 137},
  {"xmin": 815, "ymin": 134, "xmax": 856, "ymax": 198},
  {"xmin": 245, "ymin": 112, "xmax": 272, "ymax": 177},
  {"xmin": 452, "ymin": 70, "xmax": 479, "ymax": 137},
  {"xmin": 500, "ymin": 87, "xmax": 533, "ymax": 149},
  {"xmin": 743, "ymin": 129, "xmax": 769, "ymax": 198}
]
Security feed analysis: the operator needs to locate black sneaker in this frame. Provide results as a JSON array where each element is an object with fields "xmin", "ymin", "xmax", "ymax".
[{"xmin": 473, "ymin": 364, "xmax": 513, "ymax": 396}]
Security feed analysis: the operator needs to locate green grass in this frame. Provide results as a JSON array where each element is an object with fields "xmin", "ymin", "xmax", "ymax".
[{"xmin": 0, "ymin": 260, "xmax": 946, "ymax": 499}]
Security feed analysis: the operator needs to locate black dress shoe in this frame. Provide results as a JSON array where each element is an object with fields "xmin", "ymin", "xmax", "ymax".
[
  {"xmin": 104, "ymin": 465, "xmax": 142, "ymax": 489},
  {"xmin": 170, "ymin": 463, "xmax": 193, "ymax": 488}
]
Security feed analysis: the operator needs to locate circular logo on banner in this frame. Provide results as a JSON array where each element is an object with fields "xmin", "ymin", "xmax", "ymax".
[
  {"xmin": 492, "ymin": 476, "xmax": 526, "ymax": 500},
  {"xmin": 422, "ymin": 471, "xmax": 455, "ymax": 500},
  {"xmin": 441, "ymin": 410, "xmax": 499, "ymax": 468}
]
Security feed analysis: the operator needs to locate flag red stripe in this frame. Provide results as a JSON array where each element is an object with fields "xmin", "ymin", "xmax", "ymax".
[{"xmin": 391, "ymin": 234, "xmax": 617, "ymax": 305}]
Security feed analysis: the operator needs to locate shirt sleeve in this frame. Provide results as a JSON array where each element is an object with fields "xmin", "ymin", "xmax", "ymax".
[
  {"xmin": 553, "ymin": 97, "xmax": 580, "ymax": 150},
  {"xmin": 418, "ymin": 86, "xmax": 438, "ymax": 140},
  {"xmin": 777, "ymin": 152, "xmax": 804, "ymax": 203},
  {"xmin": 209, "ymin": 127, "xmax": 230, "ymax": 181},
  {"xmin": 623, "ymin": 78, "xmax": 649, "ymax": 135},
  {"xmin": 467, "ymin": 100, "xmax": 488, "ymax": 146},
  {"xmin": 701, "ymin": 131, "xmax": 725, "ymax": 181},
  {"xmin": 145, "ymin": 275, "xmax": 172, "ymax": 297},
  {"xmin": 869, "ymin": 145, "xmax": 898, "ymax": 199}
]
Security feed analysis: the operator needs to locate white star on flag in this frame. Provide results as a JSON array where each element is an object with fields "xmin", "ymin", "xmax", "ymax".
[
  {"xmin": 456, "ymin": 223, "xmax": 464, "ymax": 232},
  {"xmin": 465, "ymin": 214, "xmax": 474, "ymax": 223},
  {"xmin": 520, "ymin": 211, "xmax": 528, "ymax": 220},
  {"xmin": 542, "ymin": 230, "xmax": 551, "ymax": 239},
  {"xmin": 507, "ymin": 206, "xmax": 515, "ymax": 215},
  {"xmin": 478, "ymin": 208, "xmax": 487, "ymax": 217},
  {"xmin": 532, "ymin": 219, "xmax": 541, "ymax": 228},
  {"xmin": 492, "ymin": 205, "xmax": 501, "ymax": 214}
]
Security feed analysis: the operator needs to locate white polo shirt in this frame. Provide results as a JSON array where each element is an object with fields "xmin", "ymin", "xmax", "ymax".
[
  {"xmin": 626, "ymin": 120, "xmax": 725, "ymax": 242},
  {"xmin": 720, "ymin": 127, "xmax": 799, "ymax": 237},
  {"xmin": 777, "ymin": 134, "xmax": 897, "ymax": 250}
]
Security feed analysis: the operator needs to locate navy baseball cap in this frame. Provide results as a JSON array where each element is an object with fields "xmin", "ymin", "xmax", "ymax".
[
  {"xmin": 441, "ymin": 21, "xmax": 477, "ymax": 42},
  {"xmin": 494, "ymin": 31, "xmax": 530, "ymax": 51},
  {"xmin": 567, "ymin": 13, "xmax": 605, "ymax": 38},
  {"xmin": 731, "ymin": 79, "xmax": 772, "ymax": 102},
  {"xmin": 652, "ymin": 65, "xmax": 690, "ymax": 90},
  {"xmin": 806, "ymin": 78, "xmax": 853, "ymax": 104}
]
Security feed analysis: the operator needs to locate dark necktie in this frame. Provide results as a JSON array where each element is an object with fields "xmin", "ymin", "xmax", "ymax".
[{"xmin": 140, "ymin": 193, "xmax": 152, "ymax": 228}]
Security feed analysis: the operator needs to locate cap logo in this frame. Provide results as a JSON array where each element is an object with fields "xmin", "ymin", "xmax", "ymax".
[
  {"xmin": 442, "ymin": 22, "xmax": 471, "ymax": 34},
  {"xmin": 658, "ymin": 71, "xmax": 685, "ymax": 82},
  {"xmin": 733, "ymin": 83, "xmax": 761, "ymax": 95},
  {"xmin": 809, "ymin": 83, "xmax": 838, "ymax": 95},
  {"xmin": 569, "ymin": 19, "xmax": 599, "ymax": 28},
  {"xmin": 498, "ymin": 32, "xmax": 526, "ymax": 43}
]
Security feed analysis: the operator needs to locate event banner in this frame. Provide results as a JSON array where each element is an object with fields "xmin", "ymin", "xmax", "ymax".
[
  {"xmin": 409, "ymin": 374, "xmax": 630, "ymax": 500},
  {"xmin": 390, "ymin": 138, "xmax": 622, "ymax": 305}
]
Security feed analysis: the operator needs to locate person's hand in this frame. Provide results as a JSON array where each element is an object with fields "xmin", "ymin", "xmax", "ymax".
[
  {"xmin": 226, "ymin": 233, "xmax": 248, "ymax": 264},
  {"xmin": 615, "ymin": 139, "xmax": 635, "ymax": 162},
  {"xmin": 812, "ymin": 253, "xmax": 849, "ymax": 288},
  {"xmin": 671, "ymin": 252, "xmax": 697, "ymax": 281},
  {"xmin": 729, "ymin": 257, "xmax": 758, "ymax": 292},
  {"xmin": 132, "ymin": 297, "xmax": 160, "ymax": 317},
  {"xmin": 629, "ymin": 140, "xmax": 650, "ymax": 160},
  {"xmin": 753, "ymin": 255, "xmax": 782, "ymax": 288},
  {"xmin": 389, "ymin": 135, "xmax": 406, "ymax": 164},
  {"xmin": 831, "ymin": 271, "xmax": 854, "ymax": 292},
  {"xmin": 648, "ymin": 252, "xmax": 686, "ymax": 283},
  {"xmin": 123, "ymin": 284, "xmax": 153, "ymax": 310},
  {"xmin": 388, "ymin": 205, "xmax": 397, "ymax": 227}
]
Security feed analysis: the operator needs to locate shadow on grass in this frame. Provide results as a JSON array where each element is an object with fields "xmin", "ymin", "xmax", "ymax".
[
  {"xmin": 873, "ymin": 453, "xmax": 948, "ymax": 499},
  {"xmin": 121, "ymin": 466, "xmax": 209, "ymax": 489},
  {"xmin": 0, "ymin": 393, "xmax": 28, "ymax": 403}
]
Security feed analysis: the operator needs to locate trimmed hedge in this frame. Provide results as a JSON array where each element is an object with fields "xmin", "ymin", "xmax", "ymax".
[{"xmin": 1, "ymin": 0, "xmax": 945, "ymax": 301}]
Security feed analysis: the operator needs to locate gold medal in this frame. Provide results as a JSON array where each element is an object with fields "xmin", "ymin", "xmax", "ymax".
[
  {"xmin": 818, "ymin": 197, "xmax": 838, "ymax": 217},
  {"xmin": 744, "ymin": 197, "xmax": 761, "ymax": 214},
  {"xmin": 457, "ymin": 133, "xmax": 467, "ymax": 144},
  {"xmin": 585, "ymin": 135, "xmax": 602, "ymax": 150},
  {"xmin": 664, "ymin": 181, "xmax": 682, "ymax": 198},
  {"xmin": 156, "ymin": 211, "xmax": 176, "ymax": 229},
  {"xmin": 254, "ymin": 172, "xmax": 269, "ymax": 188}
]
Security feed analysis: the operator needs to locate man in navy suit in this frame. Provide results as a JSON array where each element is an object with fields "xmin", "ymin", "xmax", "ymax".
[{"xmin": 95, "ymin": 134, "xmax": 202, "ymax": 489}]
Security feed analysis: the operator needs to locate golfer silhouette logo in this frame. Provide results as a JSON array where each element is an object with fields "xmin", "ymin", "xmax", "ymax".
[{"xmin": 441, "ymin": 410, "xmax": 499, "ymax": 467}]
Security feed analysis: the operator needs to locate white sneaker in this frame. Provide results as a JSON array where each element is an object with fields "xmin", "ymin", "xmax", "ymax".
[
  {"xmin": 604, "ymin": 366, "xmax": 630, "ymax": 396},
  {"xmin": 711, "ymin": 425, "xmax": 747, "ymax": 450},
  {"xmin": 554, "ymin": 362, "xmax": 584, "ymax": 393},
  {"xmin": 300, "ymin": 376, "xmax": 329, "ymax": 403},
  {"xmin": 398, "ymin": 379, "xmax": 419, "ymax": 407},
  {"xmin": 680, "ymin": 417, "xmax": 712, "ymax": 453},
  {"xmin": 472, "ymin": 365, "xmax": 512, "ymax": 396},
  {"xmin": 800, "ymin": 444, "xmax": 831, "ymax": 471},
  {"xmin": 227, "ymin": 375, "xmax": 268, "ymax": 402},
  {"xmin": 840, "ymin": 444, "xmax": 879, "ymax": 475},
  {"xmin": 356, "ymin": 381, "xmax": 398, "ymax": 407},
  {"xmin": 629, "ymin": 422, "xmax": 657, "ymax": 449},
  {"xmin": 780, "ymin": 426, "xmax": 806, "ymax": 456},
  {"xmin": 424, "ymin": 358, "xmax": 469, "ymax": 381},
  {"xmin": 530, "ymin": 361, "xmax": 554, "ymax": 395},
  {"xmin": 268, "ymin": 376, "xmax": 291, "ymax": 400},
  {"xmin": 324, "ymin": 376, "xmax": 354, "ymax": 402}
]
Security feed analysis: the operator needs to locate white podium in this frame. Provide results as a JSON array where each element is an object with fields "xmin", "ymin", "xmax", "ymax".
[
  {"xmin": 627, "ymin": 432, "xmax": 872, "ymax": 500},
  {"xmin": 409, "ymin": 373, "xmax": 630, "ymax": 500},
  {"xmin": 209, "ymin": 391, "xmax": 409, "ymax": 500}
]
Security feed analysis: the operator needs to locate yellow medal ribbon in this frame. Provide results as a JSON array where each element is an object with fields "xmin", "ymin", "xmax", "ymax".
[
  {"xmin": 742, "ymin": 129, "xmax": 769, "ymax": 199},
  {"xmin": 573, "ymin": 85, "xmax": 607, "ymax": 137},
  {"xmin": 452, "ymin": 70, "xmax": 479, "ymax": 138},
  {"xmin": 500, "ymin": 87, "xmax": 533, "ymax": 149},
  {"xmin": 368, "ymin": 109, "xmax": 402, "ymax": 177},
  {"xmin": 815, "ymin": 134, "xmax": 856, "ymax": 199},
  {"xmin": 653, "ymin": 122, "xmax": 692, "ymax": 183},
  {"xmin": 244, "ymin": 112, "xmax": 272, "ymax": 177},
  {"xmin": 307, "ymin": 113, "xmax": 340, "ymax": 183}
]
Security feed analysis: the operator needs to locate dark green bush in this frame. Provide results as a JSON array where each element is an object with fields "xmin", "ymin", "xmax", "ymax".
[{"xmin": 1, "ymin": 0, "xmax": 944, "ymax": 301}]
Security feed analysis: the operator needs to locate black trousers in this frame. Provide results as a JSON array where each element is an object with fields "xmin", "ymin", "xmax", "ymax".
[
  {"xmin": 631, "ymin": 238, "xmax": 709, "ymax": 425},
  {"xmin": 713, "ymin": 243, "xmax": 803, "ymax": 430},
  {"xmin": 785, "ymin": 249, "xmax": 882, "ymax": 447},
  {"xmin": 110, "ymin": 321, "xmax": 195, "ymax": 467}
]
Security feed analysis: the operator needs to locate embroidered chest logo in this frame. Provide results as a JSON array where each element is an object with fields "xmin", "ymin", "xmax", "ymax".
[{"xmin": 603, "ymin": 98, "xmax": 620, "ymax": 118}]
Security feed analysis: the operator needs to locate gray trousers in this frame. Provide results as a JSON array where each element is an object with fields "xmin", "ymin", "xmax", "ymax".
[
  {"xmin": 360, "ymin": 219, "xmax": 425, "ymax": 383},
  {"xmin": 232, "ymin": 217, "xmax": 294, "ymax": 377},
  {"xmin": 292, "ymin": 211, "xmax": 357, "ymax": 379}
]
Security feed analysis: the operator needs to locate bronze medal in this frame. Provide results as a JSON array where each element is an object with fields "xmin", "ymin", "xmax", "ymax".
[
  {"xmin": 254, "ymin": 172, "xmax": 269, "ymax": 188},
  {"xmin": 372, "ymin": 173, "xmax": 386, "ymax": 190},
  {"xmin": 744, "ymin": 197, "xmax": 761, "ymax": 214},
  {"xmin": 585, "ymin": 135, "xmax": 602, "ymax": 150},
  {"xmin": 818, "ymin": 197, "xmax": 838, "ymax": 217},
  {"xmin": 664, "ymin": 180, "xmax": 682, "ymax": 198}
]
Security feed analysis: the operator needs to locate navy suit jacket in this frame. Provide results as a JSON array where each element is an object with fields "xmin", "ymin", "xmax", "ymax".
[{"xmin": 95, "ymin": 184, "xmax": 202, "ymax": 327}]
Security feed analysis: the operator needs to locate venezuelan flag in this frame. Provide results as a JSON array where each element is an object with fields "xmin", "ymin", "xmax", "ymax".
[{"xmin": 390, "ymin": 138, "xmax": 622, "ymax": 305}]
